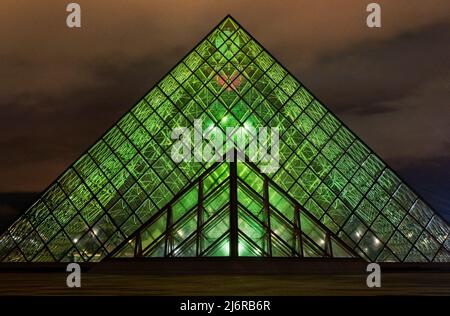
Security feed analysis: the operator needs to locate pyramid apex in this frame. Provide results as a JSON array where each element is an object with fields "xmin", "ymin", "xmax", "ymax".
[
  {"xmin": 224, "ymin": 14, "xmax": 237, "ymax": 21},
  {"xmin": 216, "ymin": 15, "xmax": 241, "ymax": 33}
]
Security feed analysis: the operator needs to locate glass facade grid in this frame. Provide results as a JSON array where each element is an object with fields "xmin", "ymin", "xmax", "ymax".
[{"xmin": 1, "ymin": 16, "xmax": 449, "ymax": 263}]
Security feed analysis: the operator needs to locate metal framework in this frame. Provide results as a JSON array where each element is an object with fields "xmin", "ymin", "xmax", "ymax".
[
  {"xmin": 0, "ymin": 16, "xmax": 449, "ymax": 263},
  {"xmin": 108, "ymin": 157, "xmax": 358, "ymax": 259}
]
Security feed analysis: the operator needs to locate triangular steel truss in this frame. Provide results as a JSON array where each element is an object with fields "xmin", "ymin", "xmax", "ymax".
[{"xmin": 109, "ymin": 157, "xmax": 358, "ymax": 259}]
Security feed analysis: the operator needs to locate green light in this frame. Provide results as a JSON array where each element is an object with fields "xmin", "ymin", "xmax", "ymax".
[
  {"xmin": 238, "ymin": 242, "xmax": 245, "ymax": 256},
  {"xmin": 1, "ymin": 16, "xmax": 448, "ymax": 263}
]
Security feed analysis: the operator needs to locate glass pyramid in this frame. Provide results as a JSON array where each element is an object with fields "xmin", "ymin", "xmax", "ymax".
[{"xmin": 1, "ymin": 16, "xmax": 449, "ymax": 263}]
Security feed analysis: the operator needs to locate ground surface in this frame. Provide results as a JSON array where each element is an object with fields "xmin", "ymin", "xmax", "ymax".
[
  {"xmin": 1, "ymin": 272, "xmax": 450, "ymax": 295},
  {"xmin": 1, "ymin": 260, "xmax": 449, "ymax": 295}
]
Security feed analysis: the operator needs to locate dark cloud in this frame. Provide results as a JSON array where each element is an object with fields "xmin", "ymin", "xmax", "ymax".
[
  {"xmin": 300, "ymin": 22, "xmax": 450, "ymax": 115},
  {"xmin": 352, "ymin": 103, "xmax": 398, "ymax": 116},
  {"xmin": 398, "ymin": 156, "xmax": 450, "ymax": 221},
  {"xmin": 0, "ymin": 205, "xmax": 19, "ymax": 232},
  {"xmin": 341, "ymin": 75, "xmax": 450, "ymax": 163},
  {"xmin": 0, "ymin": 193, "xmax": 39, "ymax": 232}
]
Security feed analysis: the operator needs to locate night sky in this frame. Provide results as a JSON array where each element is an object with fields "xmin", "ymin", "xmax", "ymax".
[{"xmin": 0, "ymin": 0, "xmax": 449, "ymax": 229}]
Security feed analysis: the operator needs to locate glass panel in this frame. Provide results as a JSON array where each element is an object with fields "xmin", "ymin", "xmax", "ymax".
[
  {"xmin": 367, "ymin": 183, "xmax": 390, "ymax": 211},
  {"xmin": 327, "ymin": 199, "xmax": 351, "ymax": 227},
  {"xmin": 172, "ymin": 211, "xmax": 197, "ymax": 252},
  {"xmin": 343, "ymin": 215, "xmax": 367, "ymax": 243},
  {"xmin": 347, "ymin": 140, "xmax": 370, "ymax": 164},
  {"xmin": 355, "ymin": 199, "xmax": 378, "ymax": 226},
  {"xmin": 37, "ymin": 215, "xmax": 61, "ymax": 243},
  {"xmin": 238, "ymin": 163, "xmax": 263, "ymax": 195},
  {"xmin": 399, "ymin": 215, "xmax": 422, "ymax": 243},
  {"xmin": 415, "ymin": 231, "xmax": 439, "ymax": 261},
  {"xmin": 238, "ymin": 208, "xmax": 266, "ymax": 251},
  {"xmin": 300, "ymin": 214, "xmax": 326, "ymax": 247},
  {"xmin": 108, "ymin": 199, "xmax": 132, "ymax": 227},
  {"xmin": 141, "ymin": 213, "xmax": 167, "ymax": 250},
  {"xmin": 203, "ymin": 209, "xmax": 229, "ymax": 246},
  {"xmin": 382, "ymin": 198, "xmax": 406, "ymax": 226},
  {"xmin": 172, "ymin": 187, "xmax": 198, "ymax": 222},
  {"xmin": 387, "ymin": 231, "xmax": 412, "ymax": 261},
  {"xmin": 405, "ymin": 247, "xmax": 427, "ymax": 262},
  {"xmin": 358, "ymin": 231, "xmax": 383, "ymax": 261},
  {"xmin": 378, "ymin": 169, "xmax": 400, "ymax": 194},
  {"xmin": 394, "ymin": 184, "xmax": 417, "ymax": 211},
  {"xmin": 91, "ymin": 215, "xmax": 117, "ymax": 243},
  {"xmin": 331, "ymin": 239, "xmax": 354, "ymax": 258},
  {"xmin": 135, "ymin": 199, "xmax": 157, "ymax": 223},
  {"xmin": 205, "ymin": 235, "xmax": 230, "ymax": 257},
  {"xmin": 269, "ymin": 186, "xmax": 294, "ymax": 221},
  {"xmin": 113, "ymin": 237, "xmax": 136, "ymax": 258},
  {"xmin": 19, "ymin": 231, "xmax": 44, "ymax": 261},
  {"xmin": 371, "ymin": 215, "xmax": 395, "ymax": 244},
  {"xmin": 426, "ymin": 216, "xmax": 449, "ymax": 243},
  {"xmin": 433, "ymin": 249, "xmax": 450, "ymax": 262},
  {"xmin": 48, "ymin": 231, "xmax": 72, "ymax": 261},
  {"xmin": 409, "ymin": 199, "xmax": 434, "ymax": 227},
  {"xmin": 239, "ymin": 234, "xmax": 264, "ymax": 257},
  {"xmin": 65, "ymin": 215, "xmax": 89, "ymax": 242},
  {"xmin": 377, "ymin": 247, "xmax": 398, "ymax": 262}
]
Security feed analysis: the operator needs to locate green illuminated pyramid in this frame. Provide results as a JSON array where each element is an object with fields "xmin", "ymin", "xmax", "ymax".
[{"xmin": 1, "ymin": 16, "xmax": 449, "ymax": 263}]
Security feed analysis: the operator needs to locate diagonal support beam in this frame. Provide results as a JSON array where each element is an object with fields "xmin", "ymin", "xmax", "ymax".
[{"xmin": 230, "ymin": 150, "xmax": 239, "ymax": 257}]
